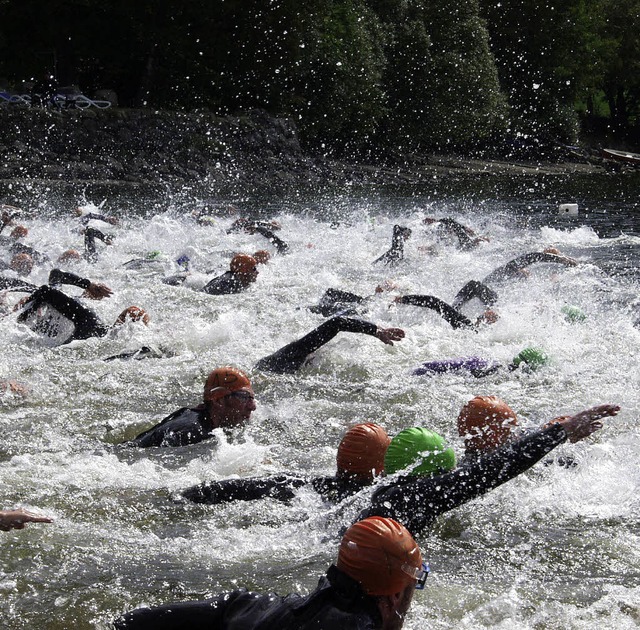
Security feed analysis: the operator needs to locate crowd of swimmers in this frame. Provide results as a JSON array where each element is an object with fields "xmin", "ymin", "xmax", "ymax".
[{"xmin": 0, "ymin": 201, "xmax": 622, "ymax": 629}]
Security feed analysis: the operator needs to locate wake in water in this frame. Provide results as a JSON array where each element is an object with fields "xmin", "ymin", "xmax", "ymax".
[{"xmin": 0, "ymin": 195, "xmax": 638, "ymax": 629}]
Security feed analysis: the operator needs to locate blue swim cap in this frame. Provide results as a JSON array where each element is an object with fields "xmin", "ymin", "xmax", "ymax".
[{"xmin": 384, "ymin": 428, "xmax": 456, "ymax": 476}]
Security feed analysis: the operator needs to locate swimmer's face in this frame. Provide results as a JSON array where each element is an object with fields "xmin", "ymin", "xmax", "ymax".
[{"xmin": 219, "ymin": 389, "xmax": 256, "ymax": 427}]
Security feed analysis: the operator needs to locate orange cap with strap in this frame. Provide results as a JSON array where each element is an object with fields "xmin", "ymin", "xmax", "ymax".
[
  {"xmin": 337, "ymin": 516, "xmax": 423, "ymax": 596},
  {"xmin": 203, "ymin": 366, "xmax": 252, "ymax": 402}
]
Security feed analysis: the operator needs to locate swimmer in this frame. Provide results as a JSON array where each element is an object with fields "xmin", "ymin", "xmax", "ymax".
[
  {"xmin": 14, "ymin": 269, "xmax": 147, "ymax": 345},
  {"xmin": 255, "ymin": 316, "xmax": 405, "ymax": 373},
  {"xmin": 227, "ymin": 218, "xmax": 288, "ymax": 254},
  {"xmin": 423, "ymin": 216, "xmax": 489, "ymax": 249},
  {"xmin": 0, "ymin": 508, "xmax": 53, "ymax": 531},
  {"xmin": 124, "ymin": 366, "xmax": 256, "ymax": 448},
  {"xmin": 373, "ymin": 224, "xmax": 412, "ymax": 266},
  {"xmin": 412, "ymin": 346, "xmax": 549, "ymax": 378},
  {"xmin": 201, "ymin": 253, "xmax": 259, "ymax": 295},
  {"xmin": 183, "ymin": 423, "xmax": 391, "ymax": 505},
  {"xmin": 357, "ymin": 404, "xmax": 620, "ymax": 536},
  {"xmin": 115, "ymin": 516, "xmax": 426, "ymax": 629}
]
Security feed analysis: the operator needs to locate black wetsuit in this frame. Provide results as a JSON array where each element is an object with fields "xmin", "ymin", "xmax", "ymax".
[
  {"xmin": 114, "ymin": 565, "xmax": 382, "ymax": 630},
  {"xmin": 358, "ymin": 423, "xmax": 567, "ymax": 536},
  {"xmin": 126, "ymin": 405, "xmax": 216, "ymax": 448},
  {"xmin": 84, "ymin": 227, "xmax": 112, "ymax": 262},
  {"xmin": 435, "ymin": 218, "xmax": 482, "ymax": 250},
  {"xmin": 255, "ymin": 316, "xmax": 380, "ymax": 374},
  {"xmin": 0, "ymin": 275, "xmax": 37, "ymax": 292},
  {"xmin": 183, "ymin": 474, "xmax": 368, "ymax": 505},
  {"xmin": 395, "ymin": 295, "xmax": 477, "ymax": 329},
  {"xmin": 15, "ymin": 269, "xmax": 109, "ymax": 343},
  {"xmin": 202, "ymin": 271, "xmax": 248, "ymax": 295},
  {"xmin": 309, "ymin": 289, "xmax": 368, "ymax": 318},
  {"xmin": 372, "ymin": 225, "xmax": 411, "ymax": 266},
  {"xmin": 482, "ymin": 252, "xmax": 575, "ymax": 285}
]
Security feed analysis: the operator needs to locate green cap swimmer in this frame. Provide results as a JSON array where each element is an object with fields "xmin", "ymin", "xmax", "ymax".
[
  {"xmin": 510, "ymin": 347, "xmax": 549, "ymax": 371},
  {"xmin": 384, "ymin": 428, "xmax": 456, "ymax": 476},
  {"xmin": 561, "ymin": 305, "xmax": 586, "ymax": 323}
]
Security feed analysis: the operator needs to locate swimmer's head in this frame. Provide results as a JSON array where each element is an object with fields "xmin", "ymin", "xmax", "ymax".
[
  {"xmin": 230, "ymin": 253, "xmax": 258, "ymax": 284},
  {"xmin": 10, "ymin": 225, "xmax": 28, "ymax": 239},
  {"xmin": 561, "ymin": 305, "xmax": 586, "ymax": 323},
  {"xmin": 457, "ymin": 395, "xmax": 519, "ymax": 453},
  {"xmin": 203, "ymin": 366, "xmax": 253, "ymax": 402},
  {"xmin": 393, "ymin": 225, "xmax": 412, "ymax": 241},
  {"xmin": 336, "ymin": 423, "xmax": 391, "ymax": 481},
  {"xmin": 253, "ymin": 250, "xmax": 271, "ymax": 265},
  {"xmin": 9, "ymin": 252, "xmax": 33, "ymax": 276},
  {"xmin": 57, "ymin": 249, "xmax": 82, "ymax": 264},
  {"xmin": 511, "ymin": 347, "xmax": 549, "ymax": 371},
  {"xmin": 114, "ymin": 306, "xmax": 150, "ymax": 327},
  {"xmin": 544, "ymin": 247, "xmax": 561, "ymax": 255},
  {"xmin": 337, "ymin": 516, "xmax": 424, "ymax": 596},
  {"xmin": 384, "ymin": 428, "xmax": 456, "ymax": 477}
]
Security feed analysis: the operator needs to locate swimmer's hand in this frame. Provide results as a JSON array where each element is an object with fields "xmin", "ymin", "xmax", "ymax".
[
  {"xmin": 554, "ymin": 404, "xmax": 620, "ymax": 443},
  {"xmin": 84, "ymin": 282, "xmax": 113, "ymax": 300},
  {"xmin": 375, "ymin": 327, "xmax": 405, "ymax": 345},
  {"xmin": 0, "ymin": 508, "xmax": 53, "ymax": 531}
]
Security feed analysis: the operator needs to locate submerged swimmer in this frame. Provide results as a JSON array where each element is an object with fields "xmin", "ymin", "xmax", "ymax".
[
  {"xmin": 255, "ymin": 316, "xmax": 405, "ymax": 374},
  {"xmin": 373, "ymin": 225, "xmax": 412, "ymax": 266},
  {"xmin": 124, "ymin": 367, "xmax": 256, "ymax": 448}
]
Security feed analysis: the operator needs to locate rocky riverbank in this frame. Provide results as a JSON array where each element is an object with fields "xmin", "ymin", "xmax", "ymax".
[{"xmin": 0, "ymin": 105, "xmax": 610, "ymax": 207}]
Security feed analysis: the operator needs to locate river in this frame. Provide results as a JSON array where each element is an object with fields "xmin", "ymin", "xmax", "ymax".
[{"xmin": 1, "ymin": 172, "xmax": 639, "ymax": 629}]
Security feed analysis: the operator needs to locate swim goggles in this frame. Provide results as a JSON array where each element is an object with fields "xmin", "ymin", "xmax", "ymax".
[{"xmin": 401, "ymin": 561, "xmax": 430, "ymax": 589}]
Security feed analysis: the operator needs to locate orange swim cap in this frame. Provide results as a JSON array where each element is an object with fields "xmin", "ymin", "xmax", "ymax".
[
  {"xmin": 337, "ymin": 517, "xmax": 423, "ymax": 596},
  {"xmin": 114, "ymin": 306, "xmax": 150, "ymax": 326},
  {"xmin": 10, "ymin": 225, "xmax": 28, "ymax": 239},
  {"xmin": 203, "ymin": 366, "xmax": 253, "ymax": 402},
  {"xmin": 57, "ymin": 249, "xmax": 82, "ymax": 263},
  {"xmin": 253, "ymin": 250, "xmax": 271, "ymax": 265},
  {"xmin": 336, "ymin": 423, "xmax": 391, "ymax": 481},
  {"xmin": 230, "ymin": 254, "xmax": 258, "ymax": 275},
  {"xmin": 457, "ymin": 395, "xmax": 518, "ymax": 453},
  {"xmin": 9, "ymin": 252, "xmax": 33, "ymax": 276}
]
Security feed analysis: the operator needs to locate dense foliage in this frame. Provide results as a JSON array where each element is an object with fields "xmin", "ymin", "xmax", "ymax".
[{"xmin": 1, "ymin": 0, "xmax": 638, "ymax": 154}]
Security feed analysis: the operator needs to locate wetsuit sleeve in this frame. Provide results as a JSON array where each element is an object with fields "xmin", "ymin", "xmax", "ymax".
[
  {"xmin": 48, "ymin": 268, "xmax": 92, "ymax": 289},
  {"xmin": 0, "ymin": 276, "xmax": 37, "ymax": 292},
  {"xmin": 202, "ymin": 272, "xmax": 242, "ymax": 295},
  {"xmin": 396, "ymin": 295, "xmax": 473, "ymax": 329},
  {"xmin": 359, "ymin": 423, "xmax": 567, "ymax": 536},
  {"xmin": 439, "ymin": 218, "xmax": 476, "ymax": 249},
  {"xmin": 254, "ymin": 226, "xmax": 289, "ymax": 254},
  {"xmin": 182, "ymin": 475, "xmax": 307, "ymax": 504},
  {"xmin": 16, "ymin": 285, "xmax": 108, "ymax": 341},
  {"xmin": 255, "ymin": 316, "xmax": 379, "ymax": 373},
  {"xmin": 80, "ymin": 212, "xmax": 113, "ymax": 225},
  {"xmin": 452, "ymin": 280, "xmax": 499, "ymax": 309}
]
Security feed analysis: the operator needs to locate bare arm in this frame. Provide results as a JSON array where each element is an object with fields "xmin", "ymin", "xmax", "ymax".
[{"xmin": 0, "ymin": 508, "xmax": 53, "ymax": 531}]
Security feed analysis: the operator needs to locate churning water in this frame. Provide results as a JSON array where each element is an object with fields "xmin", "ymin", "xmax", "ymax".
[{"xmin": 1, "ymin": 174, "xmax": 639, "ymax": 629}]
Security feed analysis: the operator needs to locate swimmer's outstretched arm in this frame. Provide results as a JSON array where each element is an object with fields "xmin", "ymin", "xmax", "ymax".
[
  {"xmin": 0, "ymin": 508, "xmax": 53, "ymax": 531},
  {"xmin": 255, "ymin": 316, "xmax": 404, "ymax": 373},
  {"xmin": 0, "ymin": 276, "xmax": 37, "ymax": 292},
  {"xmin": 359, "ymin": 404, "xmax": 619, "ymax": 536},
  {"xmin": 394, "ymin": 295, "xmax": 474, "ymax": 329},
  {"xmin": 182, "ymin": 475, "xmax": 307, "ymax": 504},
  {"xmin": 254, "ymin": 225, "xmax": 289, "ymax": 254},
  {"xmin": 48, "ymin": 268, "xmax": 112, "ymax": 299}
]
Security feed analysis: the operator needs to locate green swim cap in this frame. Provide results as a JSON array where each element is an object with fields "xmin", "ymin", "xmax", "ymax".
[
  {"xmin": 384, "ymin": 428, "xmax": 456, "ymax": 476},
  {"xmin": 561, "ymin": 305, "xmax": 586, "ymax": 323},
  {"xmin": 146, "ymin": 250, "xmax": 162, "ymax": 260},
  {"xmin": 511, "ymin": 347, "xmax": 549, "ymax": 370}
]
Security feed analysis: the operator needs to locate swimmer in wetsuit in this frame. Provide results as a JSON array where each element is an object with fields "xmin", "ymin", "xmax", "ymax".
[
  {"xmin": 255, "ymin": 316, "xmax": 405, "ymax": 373},
  {"xmin": 412, "ymin": 346, "xmax": 549, "ymax": 378},
  {"xmin": 201, "ymin": 253, "xmax": 259, "ymax": 295},
  {"xmin": 115, "ymin": 516, "xmax": 427, "ymax": 630},
  {"xmin": 423, "ymin": 216, "xmax": 489, "ymax": 250},
  {"xmin": 12, "ymin": 269, "xmax": 147, "ymax": 345},
  {"xmin": 373, "ymin": 224, "xmax": 412, "ymax": 266},
  {"xmin": 124, "ymin": 367, "xmax": 256, "ymax": 448},
  {"xmin": 356, "ymin": 404, "xmax": 620, "ymax": 537},
  {"xmin": 227, "ymin": 218, "xmax": 289, "ymax": 254},
  {"xmin": 183, "ymin": 422, "xmax": 391, "ymax": 505}
]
